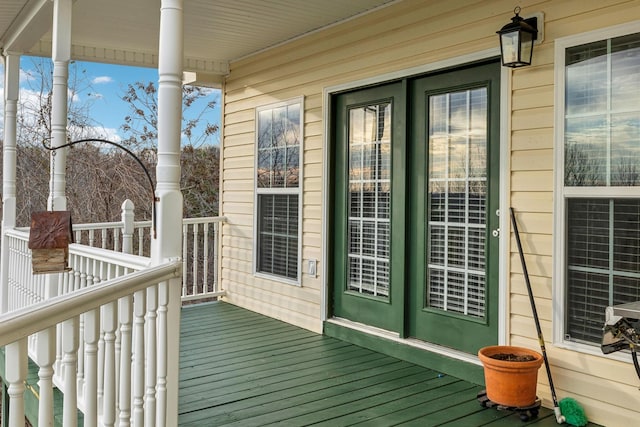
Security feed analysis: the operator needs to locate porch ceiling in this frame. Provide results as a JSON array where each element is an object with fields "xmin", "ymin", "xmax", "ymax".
[{"xmin": 1, "ymin": 0, "xmax": 397, "ymax": 83}]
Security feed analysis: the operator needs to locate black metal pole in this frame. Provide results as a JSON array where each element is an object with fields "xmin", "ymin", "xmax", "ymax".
[{"xmin": 510, "ymin": 207, "xmax": 560, "ymax": 409}]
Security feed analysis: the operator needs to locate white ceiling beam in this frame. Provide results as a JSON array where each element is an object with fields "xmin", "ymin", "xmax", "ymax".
[
  {"xmin": 182, "ymin": 71, "xmax": 224, "ymax": 89},
  {"xmin": 27, "ymin": 40, "xmax": 229, "ymax": 79}
]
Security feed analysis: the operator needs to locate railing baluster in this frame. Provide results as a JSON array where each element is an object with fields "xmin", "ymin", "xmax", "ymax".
[
  {"xmin": 114, "ymin": 228, "xmax": 121, "ymax": 252},
  {"xmin": 182, "ymin": 224, "xmax": 188, "ymax": 298},
  {"xmin": 6, "ymin": 338, "xmax": 28, "ymax": 427},
  {"xmin": 118, "ymin": 294, "xmax": 133, "ymax": 427},
  {"xmin": 192, "ymin": 223, "xmax": 199, "ymax": 296},
  {"xmin": 36, "ymin": 328, "xmax": 56, "ymax": 427},
  {"xmin": 77, "ymin": 257, "xmax": 87, "ymax": 403},
  {"xmin": 63, "ymin": 317, "xmax": 79, "ymax": 427},
  {"xmin": 156, "ymin": 280, "xmax": 169, "ymax": 427},
  {"xmin": 132, "ymin": 289, "xmax": 146, "ymax": 427},
  {"xmin": 137, "ymin": 228, "xmax": 144, "ymax": 256},
  {"xmin": 144, "ymin": 285, "xmax": 157, "ymax": 427},
  {"xmin": 103, "ymin": 301, "xmax": 118, "ymax": 426},
  {"xmin": 97, "ymin": 261, "xmax": 108, "ymax": 412},
  {"xmin": 203, "ymin": 223, "xmax": 210, "ymax": 294},
  {"xmin": 84, "ymin": 308, "xmax": 100, "ymax": 427}
]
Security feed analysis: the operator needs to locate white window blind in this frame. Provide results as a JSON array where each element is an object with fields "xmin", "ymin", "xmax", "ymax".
[
  {"xmin": 427, "ymin": 88, "xmax": 487, "ymax": 318},
  {"xmin": 566, "ymin": 199, "xmax": 640, "ymax": 343},
  {"xmin": 347, "ymin": 103, "xmax": 391, "ymax": 297}
]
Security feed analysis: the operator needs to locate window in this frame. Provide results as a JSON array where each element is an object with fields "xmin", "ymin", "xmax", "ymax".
[
  {"xmin": 347, "ymin": 103, "xmax": 391, "ymax": 297},
  {"xmin": 255, "ymin": 99, "xmax": 303, "ymax": 282},
  {"xmin": 556, "ymin": 27, "xmax": 640, "ymax": 347}
]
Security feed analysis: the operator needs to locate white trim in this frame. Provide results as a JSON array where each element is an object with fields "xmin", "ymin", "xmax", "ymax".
[
  {"xmin": 498, "ymin": 65, "xmax": 511, "ymax": 345},
  {"xmin": 325, "ymin": 48, "xmax": 499, "ymax": 95},
  {"xmin": 320, "ymin": 84, "xmax": 331, "ymax": 322},
  {"xmin": 322, "ymin": 47, "xmax": 506, "ymax": 351},
  {"xmin": 218, "ymin": 79, "xmax": 227, "ymax": 294},
  {"xmin": 326, "ymin": 317, "xmax": 482, "ymax": 366},
  {"xmin": 563, "ymin": 187, "xmax": 640, "ymax": 198},
  {"xmin": 553, "ymin": 20, "xmax": 640, "ymax": 351},
  {"xmin": 253, "ymin": 96, "xmax": 305, "ymax": 286}
]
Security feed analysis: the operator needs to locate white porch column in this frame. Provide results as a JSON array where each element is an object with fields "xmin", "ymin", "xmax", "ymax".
[
  {"xmin": 1, "ymin": 52, "xmax": 20, "ymax": 315},
  {"xmin": 50, "ymin": 2, "xmax": 75, "ymax": 427},
  {"xmin": 49, "ymin": 0, "xmax": 72, "ymax": 211},
  {"xmin": 153, "ymin": 1, "xmax": 184, "ymax": 426}
]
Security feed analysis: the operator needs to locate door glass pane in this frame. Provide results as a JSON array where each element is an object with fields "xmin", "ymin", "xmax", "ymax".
[
  {"xmin": 347, "ymin": 103, "xmax": 391, "ymax": 297},
  {"xmin": 427, "ymin": 88, "xmax": 487, "ymax": 318}
]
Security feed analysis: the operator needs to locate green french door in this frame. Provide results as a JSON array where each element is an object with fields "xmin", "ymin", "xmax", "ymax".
[
  {"xmin": 407, "ymin": 62, "xmax": 501, "ymax": 353},
  {"xmin": 331, "ymin": 82, "xmax": 406, "ymax": 332},
  {"xmin": 331, "ymin": 61, "xmax": 500, "ymax": 355}
]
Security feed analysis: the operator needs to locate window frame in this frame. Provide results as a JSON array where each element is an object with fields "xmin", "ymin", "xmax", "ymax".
[
  {"xmin": 253, "ymin": 97, "xmax": 304, "ymax": 285},
  {"xmin": 553, "ymin": 21, "xmax": 640, "ymax": 358}
]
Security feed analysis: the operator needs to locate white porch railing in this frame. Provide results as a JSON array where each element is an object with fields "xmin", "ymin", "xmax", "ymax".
[
  {"xmin": 0, "ymin": 200, "xmax": 225, "ymax": 426},
  {"xmin": 1, "ymin": 227, "xmax": 182, "ymax": 426},
  {"xmin": 70, "ymin": 200, "xmax": 225, "ymax": 302}
]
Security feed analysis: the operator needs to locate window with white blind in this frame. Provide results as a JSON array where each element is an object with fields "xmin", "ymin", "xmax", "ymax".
[
  {"xmin": 556, "ymin": 27, "xmax": 640, "ymax": 347},
  {"xmin": 255, "ymin": 99, "xmax": 302, "ymax": 282},
  {"xmin": 347, "ymin": 103, "xmax": 391, "ymax": 297}
]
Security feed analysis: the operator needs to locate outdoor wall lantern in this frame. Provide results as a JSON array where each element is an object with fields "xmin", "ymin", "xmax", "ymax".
[{"xmin": 497, "ymin": 6, "xmax": 538, "ymax": 68}]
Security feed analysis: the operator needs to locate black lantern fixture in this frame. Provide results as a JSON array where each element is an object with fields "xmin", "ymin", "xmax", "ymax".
[{"xmin": 497, "ymin": 7, "xmax": 538, "ymax": 68}]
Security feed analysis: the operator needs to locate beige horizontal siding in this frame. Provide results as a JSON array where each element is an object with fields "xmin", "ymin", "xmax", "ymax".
[
  {"xmin": 512, "ymin": 170, "xmax": 554, "ymax": 192},
  {"xmin": 510, "ymin": 191, "xmax": 553, "ymax": 213},
  {"xmin": 507, "ymin": 1, "xmax": 640, "ymax": 425},
  {"xmin": 509, "ymin": 232, "xmax": 553, "ymax": 256},
  {"xmin": 511, "ymin": 128, "xmax": 554, "ymax": 151},
  {"xmin": 512, "ymin": 86, "xmax": 554, "ymax": 111},
  {"xmin": 219, "ymin": 0, "xmax": 640, "ymax": 423},
  {"xmin": 510, "ymin": 273, "xmax": 553, "ymax": 300},
  {"xmin": 511, "ymin": 149, "xmax": 553, "ymax": 172}
]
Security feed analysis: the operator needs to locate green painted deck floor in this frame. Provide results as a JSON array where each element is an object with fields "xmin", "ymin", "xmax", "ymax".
[{"xmin": 178, "ymin": 302, "xmax": 595, "ymax": 427}]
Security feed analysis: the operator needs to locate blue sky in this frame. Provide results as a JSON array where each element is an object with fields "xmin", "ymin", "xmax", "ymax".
[{"xmin": 1, "ymin": 57, "xmax": 221, "ymax": 145}]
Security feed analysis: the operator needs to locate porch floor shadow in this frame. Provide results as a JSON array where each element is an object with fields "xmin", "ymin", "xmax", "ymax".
[{"xmin": 179, "ymin": 302, "xmax": 599, "ymax": 427}]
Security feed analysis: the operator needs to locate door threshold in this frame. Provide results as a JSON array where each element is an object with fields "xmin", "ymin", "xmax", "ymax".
[{"xmin": 324, "ymin": 317, "xmax": 485, "ymax": 385}]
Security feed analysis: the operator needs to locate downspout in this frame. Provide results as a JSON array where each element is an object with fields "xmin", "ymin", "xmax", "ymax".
[
  {"xmin": 1, "ymin": 52, "xmax": 20, "ymax": 315},
  {"xmin": 154, "ymin": 1, "xmax": 184, "ymax": 425}
]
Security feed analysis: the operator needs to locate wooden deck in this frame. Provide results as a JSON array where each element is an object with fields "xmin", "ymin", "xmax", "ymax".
[{"xmin": 179, "ymin": 302, "xmax": 596, "ymax": 426}]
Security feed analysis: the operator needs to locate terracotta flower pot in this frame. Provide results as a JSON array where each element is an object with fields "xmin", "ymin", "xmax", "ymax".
[{"xmin": 478, "ymin": 345, "xmax": 543, "ymax": 407}]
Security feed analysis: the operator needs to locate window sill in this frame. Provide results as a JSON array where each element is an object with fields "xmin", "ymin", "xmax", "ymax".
[
  {"xmin": 254, "ymin": 271, "xmax": 301, "ymax": 287},
  {"xmin": 555, "ymin": 339, "xmax": 635, "ymax": 364}
]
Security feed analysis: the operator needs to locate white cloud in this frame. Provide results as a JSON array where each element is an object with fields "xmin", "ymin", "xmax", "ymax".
[
  {"xmin": 20, "ymin": 68, "xmax": 36, "ymax": 82},
  {"xmin": 92, "ymin": 76, "xmax": 113, "ymax": 85},
  {"xmin": 69, "ymin": 124, "xmax": 122, "ymax": 142},
  {"xmin": 198, "ymin": 87, "xmax": 217, "ymax": 96},
  {"xmin": 68, "ymin": 88, "xmax": 81, "ymax": 103}
]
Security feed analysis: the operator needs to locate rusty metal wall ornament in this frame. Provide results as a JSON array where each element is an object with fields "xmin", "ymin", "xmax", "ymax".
[{"xmin": 28, "ymin": 210, "xmax": 74, "ymax": 274}]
